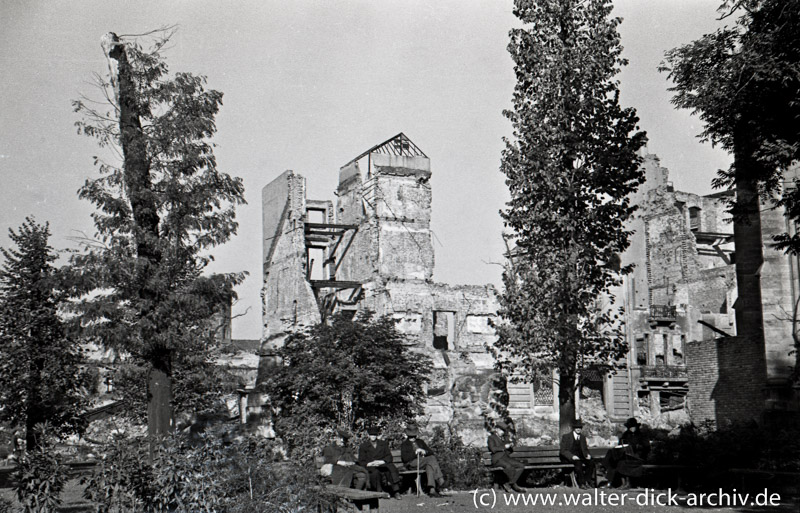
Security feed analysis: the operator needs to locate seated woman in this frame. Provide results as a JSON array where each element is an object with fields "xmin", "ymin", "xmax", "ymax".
[
  {"xmin": 321, "ymin": 429, "xmax": 368, "ymax": 490},
  {"xmin": 602, "ymin": 417, "xmax": 650, "ymax": 489},
  {"xmin": 487, "ymin": 421, "xmax": 526, "ymax": 493}
]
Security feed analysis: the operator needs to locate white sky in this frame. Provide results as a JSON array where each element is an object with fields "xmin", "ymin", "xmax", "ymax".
[{"xmin": 0, "ymin": 0, "xmax": 732, "ymax": 339}]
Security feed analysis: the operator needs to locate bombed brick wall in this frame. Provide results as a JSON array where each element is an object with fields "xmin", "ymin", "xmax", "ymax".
[{"xmin": 686, "ymin": 337, "xmax": 766, "ymax": 425}]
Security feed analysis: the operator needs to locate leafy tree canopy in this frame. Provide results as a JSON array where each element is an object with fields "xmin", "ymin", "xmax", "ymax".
[
  {"xmin": 263, "ymin": 312, "xmax": 432, "ymax": 439},
  {"xmin": 661, "ymin": 0, "xmax": 800, "ymax": 233},
  {"xmin": 0, "ymin": 217, "xmax": 93, "ymax": 448},
  {"xmin": 495, "ymin": 0, "xmax": 645, "ymax": 432},
  {"xmin": 69, "ymin": 29, "xmax": 246, "ymax": 434}
]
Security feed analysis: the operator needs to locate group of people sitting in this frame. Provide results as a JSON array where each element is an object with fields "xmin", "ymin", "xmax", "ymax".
[
  {"xmin": 493, "ymin": 416, "xmax": 651, "ymax": 491},
  {"xmin": 320, "ymin": 416, "xmax": 650, "ymax": 496},
  {"xmin": 320, "ymin": 425, "xmax": 445, "ymax": 499}
]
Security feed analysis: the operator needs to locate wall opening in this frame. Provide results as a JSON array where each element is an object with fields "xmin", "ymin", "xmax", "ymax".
[
  {"xmin": 635, "ymin": 335, "xmax": 647, "ymax": 365},
  {"xmin": 433, "ymin": 311, "xmax": 455, "ymax": 350},
  {"xmin": 689, "ymin": 206, "xmax": 702, "ymax": 232}
]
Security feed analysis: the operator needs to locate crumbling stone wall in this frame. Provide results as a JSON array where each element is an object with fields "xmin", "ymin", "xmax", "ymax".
[
  {"xmin": 260, "ymin": 170, "xmax": 320, "ymax": 348},
  {"xmin": 258, "ymin": 143, "xmax": 509, "ymax": 433}
]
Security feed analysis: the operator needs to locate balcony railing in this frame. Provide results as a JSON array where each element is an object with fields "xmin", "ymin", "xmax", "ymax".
[
  {"xmin": 649, "ymin": 304, "xmax": 677, "ymax": 321},
  {"xmin": 640, "ymin": 365, "xmax": 687, "ymax": 379}
]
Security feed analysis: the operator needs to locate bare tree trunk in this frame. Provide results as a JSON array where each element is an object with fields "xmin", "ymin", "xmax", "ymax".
[
  {"xmin": 147, "ymin": 360, "xmax": 174, "ymax": 436},
  {"xmin": 105, "ymin": 33, "xmax": 172, "ymax": 438},
  {"xmin": 733, "ymin": 129, "xmax": 765, "ymax": 343},
  {"xmin": 558, "ymin": 381, "xmax": 576, "ymax": 443}
]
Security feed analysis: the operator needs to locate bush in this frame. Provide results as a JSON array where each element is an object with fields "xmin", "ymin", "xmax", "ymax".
[
  {"xmin": 83, "ymin": 432, "xmax": 330, "ymax": 512},
  {"xmin": 644, "ymin": 419, "xmax": 800, "ymax": 489},
  {"xmin": 14, "ymin": 442, "xmax": 69, "ymax": 513},
  {"xmin": 427, "ymin": 426, "xmax": 489, "ymax": 490},
  {"xmin": 82, "ymin": 436, "xmax": 155, "ymax": 512}
]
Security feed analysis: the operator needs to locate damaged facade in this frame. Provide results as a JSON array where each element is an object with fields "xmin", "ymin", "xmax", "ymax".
[
  {"xmin": 250, "ymin": 136, "xmax": 797, "ymax": 434},
  {"xmin": 619, "ymin": 154, "xmax": 799, "ymax": 425},
  {"xmin": 257, "ymin": 134, "xmax": 518, "ymax": 433}
]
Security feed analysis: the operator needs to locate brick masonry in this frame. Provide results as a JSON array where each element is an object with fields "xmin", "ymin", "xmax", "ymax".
[{"xmin": 686, "ymin": 336, "xmax": 766, "ymax": 425}]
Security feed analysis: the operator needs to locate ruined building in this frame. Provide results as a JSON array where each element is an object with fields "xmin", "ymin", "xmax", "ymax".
[
  {"xmin": 253, "ymin": 136, "xmax": 798, "ymax": 434},
  {"xmin": 257, "ymin": 134, "xmax": 514, "ymax": 433},
  {"xmin": 619, "ymin": 154, "xmax": 798, "ymax": 425}
]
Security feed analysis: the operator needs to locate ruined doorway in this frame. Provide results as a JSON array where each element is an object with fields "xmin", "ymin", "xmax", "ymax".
[{"xmin": 433, "ymin": 311, "xmax": 455, "ymax": 350}]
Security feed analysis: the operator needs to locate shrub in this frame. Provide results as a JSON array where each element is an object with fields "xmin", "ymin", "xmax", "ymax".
[
  {"xmin": 645, "ymin": 419, "xmax": 800, "ymax": 489},
  {"xmin": 427, "ymin": 426, "xmax": 489, "ymax": 490},
  {"xmin": 14, "ymin": 441, "xmax": 69, "ymax": 512},
  {"xmin": 82, "ymin": 436, "xmax": 155, "ymax": 512},
  {"xmin": 83, "ymin": 431, "xmax": 330, "ymax": 512}
]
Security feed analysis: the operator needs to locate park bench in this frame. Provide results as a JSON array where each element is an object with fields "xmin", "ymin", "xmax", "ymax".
[
  {"xmin": 319, "ymin": 485, "xmax": 389, "ymax": 512},
  {"xmin": 391, "ymin": 449, "xmax": 431, "ymax": 492},
  {"xmin": 481, "ymin": 445, "xmax": 593, "ymax": 488},
  {"xmin": 315, "ymin": 457, "xmax": 390, "ymax": 511}
]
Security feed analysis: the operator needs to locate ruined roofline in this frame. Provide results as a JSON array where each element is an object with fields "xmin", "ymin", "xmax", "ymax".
[
  {"xmin": 704, "ymin": 190, "xmax": 735, "ymax": 199},
  {"xmin": 342, "ymin": 132, "xmax": 427, "ymax": 168}
]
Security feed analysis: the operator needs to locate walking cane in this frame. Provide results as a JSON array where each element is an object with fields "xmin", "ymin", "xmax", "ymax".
[{"xmin": 416, "ymin": 452, "xmax": 421, "ymax": 497}]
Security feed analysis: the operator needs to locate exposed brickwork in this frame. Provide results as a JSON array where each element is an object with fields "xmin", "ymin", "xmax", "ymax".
[{"xmin": 686, "ymin": 337, "xmax": 766, "ymax": 425}]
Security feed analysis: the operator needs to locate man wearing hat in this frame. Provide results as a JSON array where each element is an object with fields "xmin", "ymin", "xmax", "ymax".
[
  {"xmin": 560, "ymin": 419, "xmax": 595, "ymax": 489},
  {"xmin": 321, "ymin": 429, "xmax": 368, "ymax": 489},
  {"xmin": 358, "ymin": 427, "xmax": 401, "ymax": 498},
  {"xmin": 487, "ymin": 421, "xmax": 526, "ymax": 492},
  {"xmin": 602, "ymin": 418, "xmax": 650, "ymax": 489},
  {"xmin": 400, "ymin": 426, "xmax": 445, "ymax": 497}
]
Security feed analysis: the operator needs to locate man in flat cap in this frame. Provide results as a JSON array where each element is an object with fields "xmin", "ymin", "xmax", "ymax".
[
  {"xmin": 400, "ymin": 426, "xmax": 445, "ymax": 497},
  {"xmin": 560, "ymin": 419, "xmax": 595, "ymax": 489},
  {"xmin": 321, "ymin": 428, "xmax": 368, "ymax": 489},
  {"xmin": 487, "ymin": 421, "xmax": 526, "ymax": 492},
  {"xmin": 358, "ymin": 426, "xmax": 401, "ymax": 499}
]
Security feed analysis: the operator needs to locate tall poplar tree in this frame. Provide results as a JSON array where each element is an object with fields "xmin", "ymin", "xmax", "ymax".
[
  {"xmin": 71, "ymin": 31, "xmax": 245, "ymax": 437},
  {"xmin": 0, "ymin": 218, "xmax": 91, "ymax": 449},
  {"xmin": 494, "ymin": 0, "xmax": 646, "ymax": 438}
]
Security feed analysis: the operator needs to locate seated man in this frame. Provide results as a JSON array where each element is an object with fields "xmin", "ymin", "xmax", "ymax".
[
  {"xmin": 358, "ymin": 426, "xmax": 401, "ymax": 499},
  {"xmin": 400, "ymin": 426, "xmax": 445, "ymax": 497},
  {"xmin": 560, "ymin": 419, "xmax": 595, "ymax": 489},
  {"xmin": 321, "ymin": 429, "xmax": 368, "ymax": 489},
  {"xmin": 603, "ymin": 417, "xmax": 650, "ymax": 489},
  {"xmin": 487, "ymin": 421, "xmax": 526, "ymax": 493}
]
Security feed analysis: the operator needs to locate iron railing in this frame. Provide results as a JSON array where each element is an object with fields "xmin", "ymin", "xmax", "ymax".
[{"xmin": 649, "ymin": 304, "xmax": 677, "ymax": 321}]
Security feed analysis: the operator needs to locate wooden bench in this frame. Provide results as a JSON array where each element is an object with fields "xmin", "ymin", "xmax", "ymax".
[
  {"xmin": 482, "ymin": 445, "xmax": 598, "ymax": 488},
  {"xmin": 390, "ymin": 449, "xmax": 429, "ymax": 492},
  {"xmin": 319, "ymin": 485, "xmax": 389, "ymax": 512}
]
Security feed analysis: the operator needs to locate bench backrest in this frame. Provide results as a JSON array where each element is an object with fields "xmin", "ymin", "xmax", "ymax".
[{"xmin": 481, "ymin": 445, "xmax": 562, "ymax": 466}]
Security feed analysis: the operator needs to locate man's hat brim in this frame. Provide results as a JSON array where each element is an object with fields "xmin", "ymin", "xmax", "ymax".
[{"xmin": 624, "ymin": 418, "xmax": 640, "ymax": 428}]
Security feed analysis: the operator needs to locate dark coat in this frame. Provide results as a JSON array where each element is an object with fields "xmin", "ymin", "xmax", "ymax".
[
  {"xmin": 560, "ymin": 431, "xmax": 591, "ymax": 461},
  {"xmin": 619, "ymin": 429, "xmax": 650, "ymax": 460},
  {"xmin": 400, "ymin": 438, "xmax": 434, "ymax": 466},
  {"xmin": 487, "ymin": 433, "xmax": 514, "ymax": 465},
  {"xmin": 616, "ymin": 429, "xmax": 650, "ymax": 478},
  {"xmin": 322, "ymin": 443, "xmax": 359, "ymax": 487},
  {"xmin": 358, "ymin": 439, "xmax": 392, "ymax": 467}
]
